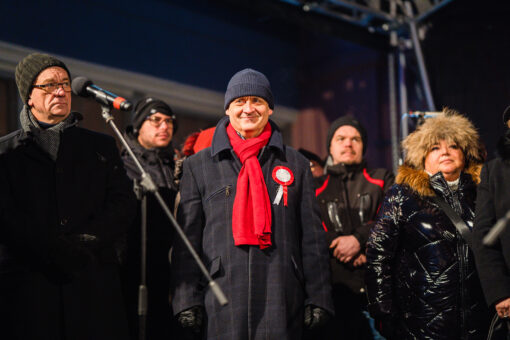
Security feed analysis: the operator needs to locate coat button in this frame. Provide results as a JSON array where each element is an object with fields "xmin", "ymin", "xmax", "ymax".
[
  {"xmin": 56, "ymin": 167, "xmax": 64, "ymax": 174},
  {"xmin": 60, "ymin": 218, "xmax": 68, "ymax": 226}
]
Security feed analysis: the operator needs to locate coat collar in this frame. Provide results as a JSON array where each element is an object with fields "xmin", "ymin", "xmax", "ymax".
[
  {"xmin": 395, "ymin": 164, "xmax": 481, "ymax": 197},
  {"xmin": 210, "ymin": 116, "xmax": 285, "ymax": 157},
  {"xmin": 326, "ymin": 160, "xmax": 366, "ymax": 179},
  {"xmin": 17, "ymin": 111, "xmax": 83, "ymax": 143}
]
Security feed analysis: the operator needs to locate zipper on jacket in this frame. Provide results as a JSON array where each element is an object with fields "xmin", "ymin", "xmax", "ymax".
[
  {"xmin": 341, "ymin": 179, "xmax": 354, "ymax": 231},
  {"xmin": 205, "ymin": 185, "xmax": 232, "ymax": 202}
]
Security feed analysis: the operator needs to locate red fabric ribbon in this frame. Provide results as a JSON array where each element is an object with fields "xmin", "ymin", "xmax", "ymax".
[{"xmin": 226, "ymin": 123, "xmax": 272, "ymax": 249}]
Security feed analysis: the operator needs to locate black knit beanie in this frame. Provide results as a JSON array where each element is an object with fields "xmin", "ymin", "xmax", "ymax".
[
  {"xmin": 326, "ymin": 115, "xmax": 367, "ymax": 155},
  {"xmin": 224, "ymin": 68, "xmax": 274, "ymax": 110},
  {"xmin": 15, "ymin": 53, "xmax": 71, "ymax": 104},
  {"xmin": 132, "ymin": 97, "xmax": 177, "ymax": 134}
]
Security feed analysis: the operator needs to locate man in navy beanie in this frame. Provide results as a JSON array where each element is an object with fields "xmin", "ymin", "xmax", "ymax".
[{"xmin": 172, "ymin": 68, "xmax": 334, "ymax": 339}]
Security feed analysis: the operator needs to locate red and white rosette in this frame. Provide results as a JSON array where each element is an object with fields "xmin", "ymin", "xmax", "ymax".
[{"xmin": 272, "ymin": 166, "xmax": 294, "ymax": 206}]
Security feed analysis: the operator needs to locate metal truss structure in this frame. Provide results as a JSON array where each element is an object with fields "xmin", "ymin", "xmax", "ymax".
[
  {"xmin": 276, "ymin": 0, "xmax": 454, "ymax": 171},
  {"xmin": 277, "ymin": 0, "xmax": 453, "ymax": 35}
]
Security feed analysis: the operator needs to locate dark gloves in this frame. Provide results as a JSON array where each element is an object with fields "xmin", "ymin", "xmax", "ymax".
[
  {"xmin": 304, "ymin": 304, "xmax": 331, "ymax": 330},
  {"xmin": 374, "ymin": 314, "xmax": 394, "ymax": 339},
  {"xmin": 44, "ymin": 234, "xmax": 98, "ymax": 283},
  {"xmin": 177, "ymin": 305, "xmax": 204, "ymax": 334}
]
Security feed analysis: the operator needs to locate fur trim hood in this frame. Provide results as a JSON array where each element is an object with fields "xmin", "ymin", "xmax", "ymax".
[
  {"xmin": 395, "ymin": 164, "xmax": 482, "ymax": 197},
  {"xmin": 401, "ymin": 109, "xmax": 485, "ymax": 171}
]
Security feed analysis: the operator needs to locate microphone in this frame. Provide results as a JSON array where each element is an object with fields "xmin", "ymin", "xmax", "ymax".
[{"xmin": 72, "ymin": 77, "xmax": 133, "ymax": 111}]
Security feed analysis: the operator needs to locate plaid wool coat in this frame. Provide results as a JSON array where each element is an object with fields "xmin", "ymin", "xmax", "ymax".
[{"xmin": 172, "ymin": 117, "xmax": 334, "ymax": 340}]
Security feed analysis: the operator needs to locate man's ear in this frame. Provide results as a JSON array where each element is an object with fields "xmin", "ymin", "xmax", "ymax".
[
  {"xmin": 268, "ymin": 109, "xmax": 273, "ymax": 116},
  {"xmin": 27, "ymin": 97, "xmax": 32, "ymax": 107}
]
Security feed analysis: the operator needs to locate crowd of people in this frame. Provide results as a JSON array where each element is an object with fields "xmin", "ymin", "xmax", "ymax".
[{"xmin": 1, "ymin": 52, "xmax": 510, "ymax": 340}]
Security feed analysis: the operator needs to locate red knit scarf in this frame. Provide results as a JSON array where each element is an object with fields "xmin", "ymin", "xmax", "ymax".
[{"xmin": 226, "ymin": 123, "xmax": 272, "ymax": 249}]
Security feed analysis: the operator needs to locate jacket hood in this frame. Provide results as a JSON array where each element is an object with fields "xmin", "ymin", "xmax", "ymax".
[
  {"xmin": 395, "ymin": 163, "xmax": 482, "ymax": 197},
  {"xmin": 401, "ymin": 109, "xmax": 485, "ymax": 170}
]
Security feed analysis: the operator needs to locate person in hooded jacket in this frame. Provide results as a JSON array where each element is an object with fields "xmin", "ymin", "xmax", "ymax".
[
  {"xmin": 366, "ymin": 109, "xmax": 490, "ymax": 340},
  {"xmin": 120, "ymin": 97, "xmax": 180, "ymax": 340}
]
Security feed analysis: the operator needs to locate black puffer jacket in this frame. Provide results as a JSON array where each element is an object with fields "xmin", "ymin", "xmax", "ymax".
[{"xmin": 366, "ymin": 165, "xmax": 489, "ymax": 340}]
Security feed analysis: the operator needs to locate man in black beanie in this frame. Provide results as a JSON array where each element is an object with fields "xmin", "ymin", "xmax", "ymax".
[
  {"xmin": 0, "ymin": 52, "xmax": 135, "ymax": 339},
  {"xmin": 312, "ymin": 116, "xmax": 394, "ymax": 340},
  {"xmin": 172, "ymin": 68, "xmax": 334, "ymax": 340},
  {"xmin": 120, "ymin": 97, "xmax": 181, "ymax": 340}
]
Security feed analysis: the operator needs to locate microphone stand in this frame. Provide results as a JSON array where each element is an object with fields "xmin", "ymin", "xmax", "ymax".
[
  {"xmin": 483, "ymin": 209, "xmax": 510, "ymax": 246},
  {"xmin": 132, "ymin": 180, "xmax": 148, "ymax": 340},
  {"xmin": 98, "ymin": 104, "xmax": 228, "ymax": 340}
]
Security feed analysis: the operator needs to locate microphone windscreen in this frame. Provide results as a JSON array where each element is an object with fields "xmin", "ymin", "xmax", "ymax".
[{"xmin": 71, "ymin": 76, "xmax": 93, "ymax": 96}]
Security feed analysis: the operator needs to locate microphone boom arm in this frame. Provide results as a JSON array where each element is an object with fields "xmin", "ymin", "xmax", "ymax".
[
  {"xmin": 482, "ymin": 209, "xmax": 510, "ymax": 246},
  {"xmin": 100, "ymin": 105, "xmax": 228, "ymax": 307}
]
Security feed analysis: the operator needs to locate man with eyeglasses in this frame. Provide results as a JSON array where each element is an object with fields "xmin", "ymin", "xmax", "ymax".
[
  {"xmin": 120, "ymin": 97, "xmax": 182, "ymax": 340},
  {"xmin": 0, "ymin": 53, "xmax": 135, "ymax": 339}
]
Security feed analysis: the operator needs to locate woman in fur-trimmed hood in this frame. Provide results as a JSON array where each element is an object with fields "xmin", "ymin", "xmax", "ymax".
[{"xmin": 365, "ymin": 109, "xmax": 490, "ymax": 340}]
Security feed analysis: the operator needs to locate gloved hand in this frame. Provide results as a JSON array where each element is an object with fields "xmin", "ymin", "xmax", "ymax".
[
  {"xmin": 304, "ymin": 304, "xmax": 331, "ymax": 330},
  {"xmin": 177, "ymin": 305, "xmax": 204, "ymax": 334},
  {"xmin": 45, "ymin": 234, "xmax": 97, "ymax": 279},
  {"xmin": 374, "ymin": 314, "xmax": 394, "ymax": 339}
]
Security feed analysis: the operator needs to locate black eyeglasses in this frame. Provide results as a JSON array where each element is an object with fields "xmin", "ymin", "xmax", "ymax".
[
  {"xmin": 146, "ymin": 115, "xmax": 174, "ymax": 127},
  {"xmin": 32, "ymin": 82, "xmax": 72, "ymax": 93}
]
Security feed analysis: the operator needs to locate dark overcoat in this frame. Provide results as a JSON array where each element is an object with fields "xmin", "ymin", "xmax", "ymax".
[
  {"xmin": 366, "ymin": 165, "xmax": 489, "ymax": 340},
  {"xmin": 172, "ymin": 117, "xmax": 334, "ymax": 340},
  {"xmin": 0, "ymin": 115, "xmax": 136, "ymax": 340},
  {"xmin": 473, "ymin": 133, "xmax": 510, "ymax": 308}
]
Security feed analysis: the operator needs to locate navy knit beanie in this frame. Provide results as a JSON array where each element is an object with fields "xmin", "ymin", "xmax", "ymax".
[
  {"xmin": 326, "ymin": 115, "xmax": 367, "ymax": 155},
  {"xmin": 224, "ymin": 68, "xmax": 274, "ymax": 110},
  {"xmin": 15, "ymin": 53, "xmax": 71, "ymax": 104}
]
